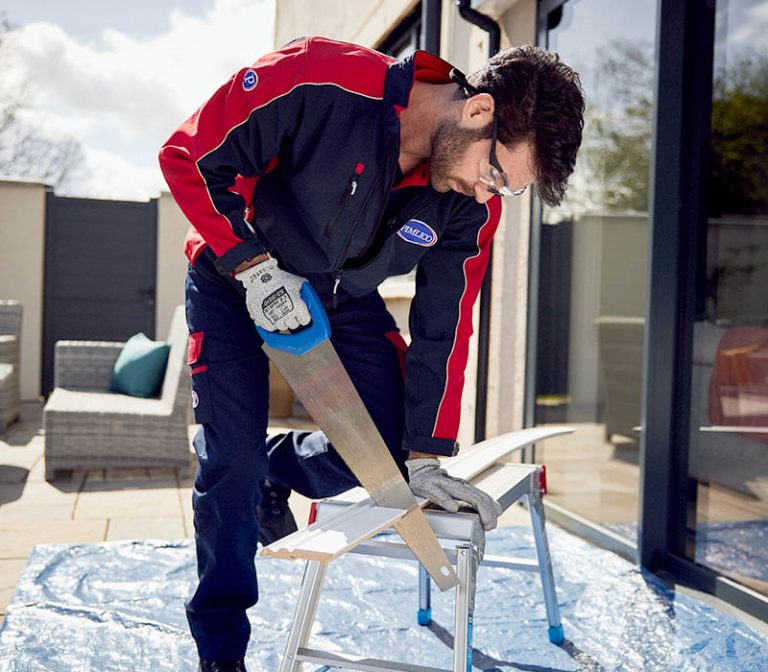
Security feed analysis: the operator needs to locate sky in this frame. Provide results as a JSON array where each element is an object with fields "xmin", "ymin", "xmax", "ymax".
[{"xmin": 0, "ymin": 0, "xmax": 275, "ymax": 200}]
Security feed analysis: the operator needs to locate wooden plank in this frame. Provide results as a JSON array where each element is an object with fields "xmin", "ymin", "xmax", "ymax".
[
  {"xmin": 470, "ymin": 463, "xmax": 535, "ymax": 497},
  {"xmin": 262, "ymin": 499, "xmax": 372, "ymax": 555},
  {"xmin": 264, "ymin": 467, "xmax": 537, "ymax": 562},
  {"xmin": 442, "ymin": 426, "xmax": 572, "ymax": 482},
  {"xmin": 263, "ymin": 428, "xmax": 571, "ymax": 563},
  {"xmin": 261, "ymin": 506, "xmax": 406, "ymax": 562},
  {"xmin": 263, "ymin": 504, "xmax": 407, "ymax": 562},
  {"xmin": 470, "ymin": 464, "xmax": 539, "ymax": 510}
]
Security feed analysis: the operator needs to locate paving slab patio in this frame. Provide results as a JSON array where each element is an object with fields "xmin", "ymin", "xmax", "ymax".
[{"xmin": 0, "ymin": 402, "xmax": 322, "ymax": 621}]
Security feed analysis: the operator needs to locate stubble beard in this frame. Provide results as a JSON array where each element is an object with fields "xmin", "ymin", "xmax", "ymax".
[{"xmin": 428, "ymin": 119, "xmax": 491, "ymax": 195}]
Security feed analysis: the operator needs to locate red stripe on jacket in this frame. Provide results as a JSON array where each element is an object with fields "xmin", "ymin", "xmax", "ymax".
[
  {"xmin": 159, "ymin": 43, "xmax": 305, "ymax": 259},
  {"xmin": 303, "ymin": 37, "xmax": 395, "ymax": 95},
  {"xmin": 431, "ymin": 197, "xmax": 503, "ymax": 439},
  {"xmin": 160, "ymin": 37, "xmax": 394, "ymax": 262}
]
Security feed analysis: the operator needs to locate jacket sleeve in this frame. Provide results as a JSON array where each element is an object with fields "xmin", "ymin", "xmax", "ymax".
[
  {"xmin": 402, "ymin": 197, "xmax": 503, "ymax": 456},
  {"xmin": 158, "ymin": 40, "xmax": 309, "ymax": 274}
]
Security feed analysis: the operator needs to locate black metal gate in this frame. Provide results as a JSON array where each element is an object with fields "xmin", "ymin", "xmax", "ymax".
[{"xmin": 42, "ymin": 193, "xmax": 158, "ymax": 395}]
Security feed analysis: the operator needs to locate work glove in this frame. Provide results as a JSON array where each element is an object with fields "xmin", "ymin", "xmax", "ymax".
[
  {"xmin": 406, "ymin": 458, "xmax": 503, "ymax": 531},
  {"xmin": 235, "ymin": 258, "xmax": 311, "ymax": 332}
]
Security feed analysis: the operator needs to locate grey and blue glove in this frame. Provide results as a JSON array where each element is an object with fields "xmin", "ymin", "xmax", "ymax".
[
  {"xmin": 406, "ymin": 458, "xmax": 503, "ymax": 531},
  {"xmin": 236, "ymin": 258, "xmax": 310, "ymax": 332}
]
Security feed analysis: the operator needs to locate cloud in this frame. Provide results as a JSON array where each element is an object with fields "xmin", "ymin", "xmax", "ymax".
[
  {"xmin": 723, "ymin": 1, "xmax": 768, "ymax": 58},
  {"xmin": 1, "ymin": 0, "xmax": 275, "ymax": 199},
  {"xmin": 59, "ymin": 147, "xmax": 167, "ymax": 201}
]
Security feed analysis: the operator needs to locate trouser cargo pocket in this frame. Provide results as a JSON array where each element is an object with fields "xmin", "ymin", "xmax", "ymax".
[
  {"xmin": 188, "ymin": 331, "xmax": 213, "ymax": 424},
  {"xmin": 190, "ymin": 365, "xmax": 213, "ymax": 424}
]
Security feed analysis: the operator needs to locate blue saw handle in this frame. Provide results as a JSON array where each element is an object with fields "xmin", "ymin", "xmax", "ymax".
[{"xmin": 256, "ymin": 282, "xmax": 331, "ymax": 355}]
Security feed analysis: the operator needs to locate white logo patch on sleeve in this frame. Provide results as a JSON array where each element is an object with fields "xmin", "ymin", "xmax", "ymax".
[{"xmin": 397, "ymin": 219, "xmax": 438, "ymax": 247}]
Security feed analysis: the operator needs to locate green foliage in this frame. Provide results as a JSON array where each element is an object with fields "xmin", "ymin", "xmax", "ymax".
[
  {"xmin": 550, "ymin": 39, "xmax": 655, "ymax": 220},
  {"xmin": 710, "ymin": 56, "xmax": 768, "ymax": 216},
  {"xmin": 586, "ymin": 40, "xmax": 654, "ymax": 213},
  {"xmin": 560, "ymin": 43, "xmax": 768, "ymax": 218}
]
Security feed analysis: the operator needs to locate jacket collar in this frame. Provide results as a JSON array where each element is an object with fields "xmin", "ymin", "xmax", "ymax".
[
  {"xmin": 383, "ymin": 51, "xmax": 457, "ymax": 188},
  {"xmin": 384, "ymin": 49, "xmax": 457, "ymax": 115}
]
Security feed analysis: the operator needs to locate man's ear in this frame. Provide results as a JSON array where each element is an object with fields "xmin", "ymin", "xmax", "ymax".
[{"xmin": 461, "ymin": 93, "xmax": 495, "ymax": 128}]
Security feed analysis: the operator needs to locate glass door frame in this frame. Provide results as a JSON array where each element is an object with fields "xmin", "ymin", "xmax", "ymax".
[
  {"xmin": 526, "ymin": 0, "xmax": 642, "ymax": 567},
  {"xmin": 531, "ymin": 0, "xmax": 768, "ymax": 622}
]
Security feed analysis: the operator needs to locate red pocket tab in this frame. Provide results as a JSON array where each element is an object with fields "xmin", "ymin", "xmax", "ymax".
[
  {"xmin": 188, "ymin": 332, "xmax": 204, "ymax": 366},
  {"xmin": 385, "ymin": 330, "xmax": 408, "ymax": 378}
]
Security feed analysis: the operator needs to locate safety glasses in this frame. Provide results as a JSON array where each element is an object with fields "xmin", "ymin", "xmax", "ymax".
[{"xmin": 449, "ymin": 69, "xmax": 529, "ymax": 198}]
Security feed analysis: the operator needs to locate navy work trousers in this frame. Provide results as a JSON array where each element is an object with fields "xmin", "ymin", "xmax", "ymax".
[{"xmin": 184, "ymin": 248, "xmax": 407, "ymax": 661}]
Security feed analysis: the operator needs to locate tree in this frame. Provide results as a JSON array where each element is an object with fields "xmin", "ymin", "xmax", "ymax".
[
  {"xmin": 710, "ymin": 55, "xmax": 768, "ymax": 216},
  {"xmin": 551, "ymin": 41, "xmax": 768, "ymax": 220},
  {"xmin": 0, "ymin": 14, "xmax": 85, "ymax": 190},
  {"xmin": 545, "ymin": 39, "xmax": 655, "ymax": 223},
  {"xmin": 587, "ymin": 40, "xmax": 654, "ymax": 213}
]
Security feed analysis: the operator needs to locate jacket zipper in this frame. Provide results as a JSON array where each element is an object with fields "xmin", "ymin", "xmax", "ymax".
[
  {"xmin": 333, "ymin": 194, "xmax": 440, "ymax": 288},
  {"xmin": 331, "ymin": 159, "xmax": 391, "ymax": 307},
  {"xmin": 324, "ymin": 163, "xmax": 365, "ymax": 239},
  {"xmin": 341, "ymin": 192, "xmax": 442, "ymax": 282},
  {"xmin": 356, "ymin": 191, "xmax": 442, "ymax": 268},
  {"xmin": 332, "ymin": 271, "xmax": 344, "ymax": 308},
  {"xmin": 331, "ymin": 188, "xmax": 442, "ymax": 307}
]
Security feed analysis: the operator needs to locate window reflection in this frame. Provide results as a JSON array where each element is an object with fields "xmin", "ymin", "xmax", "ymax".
[
  {"xmin": 535, "ymin": 0, "xmax": 656, "ymax": 535},
  {"xmin": 688, "ymin": 0, "xmax": 768, "ymax": 596}
]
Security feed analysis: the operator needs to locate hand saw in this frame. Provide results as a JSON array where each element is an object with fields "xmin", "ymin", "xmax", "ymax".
[{"xmin": 257, "ymin": 283, "xmax": 459, "ymax": 591}]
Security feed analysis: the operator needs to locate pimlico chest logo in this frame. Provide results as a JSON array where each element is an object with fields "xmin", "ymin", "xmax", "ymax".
[{"xmin": 397, "ymin": 219, "xmax": 438, "ymax": 247}]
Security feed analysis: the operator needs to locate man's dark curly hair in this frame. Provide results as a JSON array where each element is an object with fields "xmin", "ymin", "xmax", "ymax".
[{"xmin": 466, "ymin": 44, "xmax": 585, "ymax": 207}]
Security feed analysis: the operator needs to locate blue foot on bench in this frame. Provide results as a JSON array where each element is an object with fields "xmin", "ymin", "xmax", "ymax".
[{"xmin": 548, "ymin": 624, "xmax": 565, "ymax": 645}]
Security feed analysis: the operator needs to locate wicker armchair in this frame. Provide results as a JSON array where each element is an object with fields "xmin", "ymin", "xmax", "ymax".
[
  {"xmin": 0, "ymin": 300, "xmax": 22, "ymax": 432},
  {"xmin": 43, "ymin": 305, "xmax": 192, "ymax": 480}
]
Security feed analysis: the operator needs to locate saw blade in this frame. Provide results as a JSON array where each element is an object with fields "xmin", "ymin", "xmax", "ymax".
[{"xmin": 264, "ymin": 340, "xmax": 459, "ymax": 591}]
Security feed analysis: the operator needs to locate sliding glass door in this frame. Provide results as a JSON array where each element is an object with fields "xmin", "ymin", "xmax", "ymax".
[
  {"xmin": 533, "ymin": 0, "xmax": 657, "ymax": 539},
  {"xmin": 686, "ymin": 0, "xmax": 768, "ymax": 597}
]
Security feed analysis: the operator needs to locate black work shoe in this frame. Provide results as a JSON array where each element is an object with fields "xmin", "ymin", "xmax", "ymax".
[
  {"xmin": 198, "ymin": 660, "xmax": 247, "ymax": 672},
  {"xmin": 256, "ymin": 478, "xmax": 298, "ymax": 545}
]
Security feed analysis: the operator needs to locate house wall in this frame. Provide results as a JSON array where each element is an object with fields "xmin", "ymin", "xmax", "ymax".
[
  {"xmin": 484, "ymin": 0, "xmax": 537, "ymax": 439},
  {"xmin": 0, "ymin": 179, "xmax": 190, "ymax": 400},
  {"xmin": 0, "ymin": 180, "xmax": 47, "ymax": 400},
  {"xmin": 275, "ymin": 0, "xmax": 419, "ymax": 48},
  {"xmin": 155, "ymin": 192, "xmax": 190, "ymax": 339}
]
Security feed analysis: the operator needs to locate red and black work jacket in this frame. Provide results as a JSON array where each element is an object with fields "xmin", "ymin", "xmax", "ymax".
[{"xmin": 159, "ymin": 36, "xmax": 502, "ymax": 457}]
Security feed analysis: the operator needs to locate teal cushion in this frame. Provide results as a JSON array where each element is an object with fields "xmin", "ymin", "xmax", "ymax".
[{"xmin": 109, "ymin": 333, "xmax": 171, "ymax": 398}]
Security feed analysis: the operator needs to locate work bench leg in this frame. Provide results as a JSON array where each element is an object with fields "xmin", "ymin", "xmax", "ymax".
[
  {"xmin": 417, "ymin": 564, "xmax": 432, "ymax": 625},
  {"xmin": 453, "ymin": 544, "xmax": 478, "ymax": 672},
  {"xmin": 280, "ymin": 560, "xmax": 328, "ymax": 672},
  {"xmin": 528, "ymin": 491, "xmax": 564, "ymax": 645}
]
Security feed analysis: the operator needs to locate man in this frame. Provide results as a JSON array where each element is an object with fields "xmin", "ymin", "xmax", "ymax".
[{"xmin": 160, "ymin": 36, "xmax": 583, "ymax": 672}]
